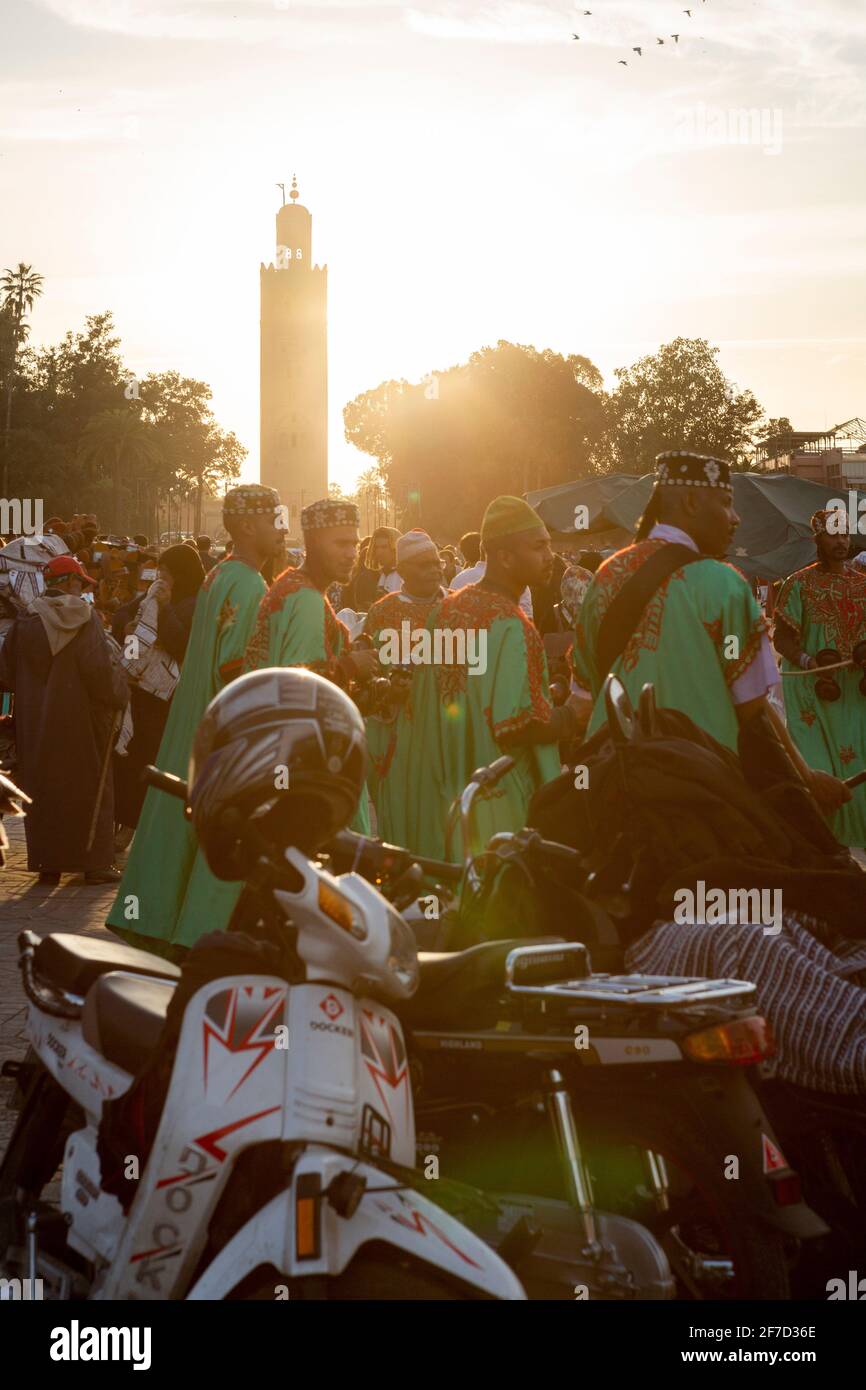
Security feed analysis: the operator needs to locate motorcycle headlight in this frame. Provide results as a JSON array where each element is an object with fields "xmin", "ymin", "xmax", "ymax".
[{"xmin": 386, "ymin": 908, "xmax": 419, "ymax": 998}]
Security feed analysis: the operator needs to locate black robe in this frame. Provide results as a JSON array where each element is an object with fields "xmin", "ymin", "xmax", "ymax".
[{"xmin": 0, "ymin": 607, "xmax": 129, "ymax": 872}]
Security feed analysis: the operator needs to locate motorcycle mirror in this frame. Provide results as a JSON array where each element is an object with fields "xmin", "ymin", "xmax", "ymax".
[
  {"xmin": 603, "ymin": 675, "xmax": 635, "ymax": 744},
  {"xmin": 637, "ymin": 683, "xmax": 658, "ymax": 737}
]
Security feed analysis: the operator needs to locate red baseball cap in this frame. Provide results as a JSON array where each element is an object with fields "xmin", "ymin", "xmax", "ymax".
[{"xmin": 43, "ymin": 554, "xmax": 98, "ymax": 588}]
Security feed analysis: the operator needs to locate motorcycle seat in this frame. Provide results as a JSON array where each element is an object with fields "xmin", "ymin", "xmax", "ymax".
[
  {"xmin": 82, "ymin": 971, "xmax": 175, "ymax": 1075},
  {"xmin": 399, "ymin": 938, "xmax": 563, "ymax": 1029},
  {"xmin": 34, "ymin": 932, "xmax": 181, "ymax": 998}
]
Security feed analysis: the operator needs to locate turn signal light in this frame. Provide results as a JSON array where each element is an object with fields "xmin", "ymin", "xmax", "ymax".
[
  {"xmin": 682, "ymin": 1016, "xmax": 775, "ymax": 1066},
  {"xmin": 295, "ymin": 1174, "xmax": 322, "ymax": 1260},
  {"xmin": 318, "ymin": 882, "xmax": 365, "ymax": 939}
]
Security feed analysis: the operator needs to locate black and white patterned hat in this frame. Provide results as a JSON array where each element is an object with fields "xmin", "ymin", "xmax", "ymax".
[
  {"xmin": 655, "ymin": 450, "xmax": 732, "ymax": 489},
  {"xmin": 301, "ymin": 498, "xmax": 360, "ymax": 531},
  {"xmin": 223, "ymin": 484, "xmax": 281, "ymax": 519}
]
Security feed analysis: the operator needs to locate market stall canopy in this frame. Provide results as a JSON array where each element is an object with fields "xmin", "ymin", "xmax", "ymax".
[
  {"xmin": 527, "ymin": 472, "xmax": 866, "ymax": 582},
  {"xmin": 526, "ymin": 474, "xmax": 640, "ymax": 535}
]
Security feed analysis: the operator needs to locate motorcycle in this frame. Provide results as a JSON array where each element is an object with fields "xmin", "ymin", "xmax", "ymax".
[
  {"xmin": 325, "ymin": 681, "xmax": 829, "ymax": 1299},
  {"xmin": 0, "ymin": 766, "xmax": 525, "ymax": 1301}
]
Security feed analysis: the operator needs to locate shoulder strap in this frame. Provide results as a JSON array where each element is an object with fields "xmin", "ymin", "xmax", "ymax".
[{"xmin": 596, "ymin": 544, "xmax": 701, "ymax": 678}]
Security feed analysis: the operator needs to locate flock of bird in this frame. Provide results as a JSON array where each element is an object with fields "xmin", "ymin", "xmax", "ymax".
[{"xmin": 571, "ymin": 0, "xmax": 710, "ymax": 65}]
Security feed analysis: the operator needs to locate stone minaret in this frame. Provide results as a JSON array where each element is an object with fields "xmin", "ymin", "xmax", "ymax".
[{"xmin": 260, "ymin": 176, "xmax": 328, "ymax": 535}]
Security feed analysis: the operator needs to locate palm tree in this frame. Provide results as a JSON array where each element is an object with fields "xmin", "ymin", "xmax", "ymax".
[
  {"xmin": 1, "ymin": 263, "xmax": 44, "ymax": 495},
  {"xmin": 78, "ymin": 408, "xmax": 162, "ymax": 532},
  {"xmin": 357, "ymin": 465, "xmax": 393, "ymax": 532}
]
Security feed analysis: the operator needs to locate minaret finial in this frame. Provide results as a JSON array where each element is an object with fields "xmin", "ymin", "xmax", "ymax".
[{"xmin": 289, "ymin": 174, "xmax": 299, "ymax": 203}]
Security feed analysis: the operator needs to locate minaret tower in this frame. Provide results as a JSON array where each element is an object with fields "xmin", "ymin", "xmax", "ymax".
[{"xmin": 260, "ymin": 175, "xmax": 328, "ymax": 533}]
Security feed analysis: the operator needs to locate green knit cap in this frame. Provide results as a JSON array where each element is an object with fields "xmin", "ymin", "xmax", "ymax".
[{"xmin": 481, "ymin": 495, "xmax": 545, "ymax": 545}]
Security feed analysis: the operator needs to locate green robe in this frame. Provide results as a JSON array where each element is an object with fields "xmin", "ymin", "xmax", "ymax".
[
  {"xmin": 243, "ymin": 567, "xmax": 371, "ymax": 834},
  {"xmin": 775, "ymin": 561, "xmax": 866, "ymax": 846},
  {"xmin": 572, "ymin": 540, "xmax": 768, "ymax": 753},
  {"xmin": 362, "ymin": 589, "xmax": 440, "ymax": 845},
  {"xmin": 106, "ymin": 558, "xmax": 267, "ymax": 957},
  {"xmin": 402, "ymin": 585, "xmax": 561, "ymax": 861}
]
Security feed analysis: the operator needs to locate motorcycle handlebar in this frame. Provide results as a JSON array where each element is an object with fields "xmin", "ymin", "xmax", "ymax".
[
  {"xmin": 142, "ymin": 765, "xmax": 189, "ymax": 800},
  {"xmin": 327, "ymin": 829, "xmax": 462, "ymax": 883},
  {"xmin": 471, "ymin": 755, "xmax": 516, "ymax": 788},
  {"xmin": 527, "ymin": 833, "xmax": 581, "ymax": 864}
]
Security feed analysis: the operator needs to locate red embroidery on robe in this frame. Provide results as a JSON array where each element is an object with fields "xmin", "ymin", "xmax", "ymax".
[{"xmin": 777, "ymin": 562, "xmax": 866, "ymax": 661}]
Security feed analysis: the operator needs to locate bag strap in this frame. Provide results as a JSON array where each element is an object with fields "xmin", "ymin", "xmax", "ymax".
[{"xmin": 596, "ymin": 544, "xmax": 701, "ymax": 678}]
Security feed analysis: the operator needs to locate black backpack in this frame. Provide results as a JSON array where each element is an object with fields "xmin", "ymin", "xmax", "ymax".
[{"xmin": 528, "ymin": 692, "xmax": 863, "ymax": 948}]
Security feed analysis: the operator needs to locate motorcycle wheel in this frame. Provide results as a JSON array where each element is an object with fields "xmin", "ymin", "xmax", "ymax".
[{"xmin": 583, "ymin": 1108, "xmax": 791, "ymax": 1301}]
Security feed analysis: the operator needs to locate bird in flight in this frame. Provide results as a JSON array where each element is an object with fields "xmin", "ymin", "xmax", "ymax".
[
  {"xmin": 633, "ymin": 46, "xmax": 643, "ymax": 56},
  {"xmin": 572, "ymin": 32, "xmax": 580, "ymax": 39},
  {"xmin": 583, "ymin": 9, "xmax": 592, "ymax": 14},
  {"xmin": 683, "ymin": 8, "xmax": 692, "ymax": 14},
  {"xmin": 671, "ymin": 33, "xmax": 680, "ymax": 42},
  {"xmin": 656, "ymin": 36, "xmax": 665, "ymax": 44},
  {"xmin": 617, "ymin": 59, "xmax": 627, "ymax": 65}
]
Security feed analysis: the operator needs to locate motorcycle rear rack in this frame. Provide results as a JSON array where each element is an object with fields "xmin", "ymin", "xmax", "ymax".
[{"xmin": 505, "ymin": 973, "xmax": 756, "ymax": 1010}]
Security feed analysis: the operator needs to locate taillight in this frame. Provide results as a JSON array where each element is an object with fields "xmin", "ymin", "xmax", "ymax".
[{"xmin": 682, "ymin": 1015, "xmax": 775, "ymax": 1066}]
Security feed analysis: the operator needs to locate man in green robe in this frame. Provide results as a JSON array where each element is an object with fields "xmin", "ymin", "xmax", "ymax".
[
  {"xmin": 402, "ymin": 496, "xmax": 588, "ymax": 862},
  {"xmin": 243, "ymin": 498, "xmax": 378, "ymax": 833},
  {"xmin": 362, "ymin": 529, "xmax": 444, "ymax": 844},
  {"xmin": 106, "ymin": 484, "xmax": 284, "ymax": 959},
  {"xmin": 572, "ymin": 451, "xmax": 850, "ymax": 816},
  {"xmin": 773, "ymin": 508, "xmax": 866, "ymax": 846}
]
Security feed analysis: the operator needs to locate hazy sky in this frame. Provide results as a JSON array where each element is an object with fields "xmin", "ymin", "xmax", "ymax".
[{"xmin": 3, "ymin": 0, "xmax": 866, "ymax": 490}]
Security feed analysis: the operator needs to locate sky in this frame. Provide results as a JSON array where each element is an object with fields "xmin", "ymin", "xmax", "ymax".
[{"xmin": 3, "ymin": 0, "xmax": 866, "ymax": 491}]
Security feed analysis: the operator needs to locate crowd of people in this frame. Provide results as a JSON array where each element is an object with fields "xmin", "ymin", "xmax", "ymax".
[{"xmin": 1, "ymin": 455, "xmax": 865, "ymax": 1089}]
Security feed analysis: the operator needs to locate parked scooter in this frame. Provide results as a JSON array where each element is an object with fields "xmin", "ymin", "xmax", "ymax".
[{"xmin": 0, "ymin": 672, "xmax": 525, "ymax": 1301}]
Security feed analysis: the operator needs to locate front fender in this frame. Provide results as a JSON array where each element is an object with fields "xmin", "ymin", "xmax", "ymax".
[{"xmin": 186, "ymin": 1149, "xmax": 524, "ymax": 1300}]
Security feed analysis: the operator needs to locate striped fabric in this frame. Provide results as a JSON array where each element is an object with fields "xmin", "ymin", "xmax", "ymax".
[{"xmin": 625, "ymin": 915, "xmax": 866, "ymax": 1094}]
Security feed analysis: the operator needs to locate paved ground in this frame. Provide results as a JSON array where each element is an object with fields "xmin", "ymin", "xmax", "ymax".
[{"xmin": 0, "ymin": 817, "xmax": 121, "ymax": 1160}]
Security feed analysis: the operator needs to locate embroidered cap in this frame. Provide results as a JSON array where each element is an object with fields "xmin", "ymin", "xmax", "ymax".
[
  {"xmin": 301, "ymin": 499, "xmax": 360, "ymax": 531},
  {"xmin": 223, "ymin": 484, "xmax": 281, "ymax": 520},
  {"xmin": 655, "ymin": 450, "xmax": 732, "ymax": 490},
  {"xmin": 811, "ymin": 507, "xmax": 848, "ymax": 537}
]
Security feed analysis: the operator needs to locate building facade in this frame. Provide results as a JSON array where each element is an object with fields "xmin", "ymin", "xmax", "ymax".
[
  {"xmin": 755, "ymin": 419, "xmax": 866, "ymax": 488},
  {"xmin": 260, "ymin": 177, "xmax": 328, "ymax": 537}
]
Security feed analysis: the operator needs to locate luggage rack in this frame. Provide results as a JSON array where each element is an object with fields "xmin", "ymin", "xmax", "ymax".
[{"xmin": 504, "ymin": 945, "xmax": 755, "ymax": 1009}]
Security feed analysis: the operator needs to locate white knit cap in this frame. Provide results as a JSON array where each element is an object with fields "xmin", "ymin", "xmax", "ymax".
[{"xmin": 396, "ymin": 529, "xmax": 438, "ymax": 563}]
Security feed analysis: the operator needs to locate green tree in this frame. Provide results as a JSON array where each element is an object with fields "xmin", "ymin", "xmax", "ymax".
[
  {"xmin": 7, "ymin": 312, "xmax": 129, "ymax": 516},
  {"xmin": 756, "ymin": 417, "xmax": 794, "ymax": 461},
  {"xmin": 344, "ymin": 341, "xmax": 606, "ymax": 538},
  {"xmin": 78, "ymin": 408, "xmax": 162, "ymax": 533},
  {"xmin": 140, "ymin": 371, "xmax": 245, "ymax": 535},
  {"xmin": 607, "ymin": 338, "xmax": 764, "ymax": 472},
  {"xmin": 1, "ymin": 262, "xmax": 44, "ymax": 493}
]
